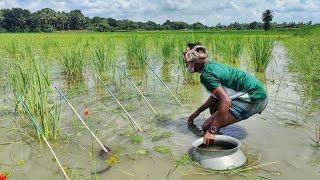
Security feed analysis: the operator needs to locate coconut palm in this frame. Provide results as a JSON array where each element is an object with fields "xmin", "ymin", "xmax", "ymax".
[{"xmin": 262, "ymin": 9, "xmax": 273, "ymax": 31}]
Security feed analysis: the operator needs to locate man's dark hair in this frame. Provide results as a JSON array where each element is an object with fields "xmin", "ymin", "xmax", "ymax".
[{"xmin": 187, "ymin": 42, "xmax": 202, "ymax": 49}]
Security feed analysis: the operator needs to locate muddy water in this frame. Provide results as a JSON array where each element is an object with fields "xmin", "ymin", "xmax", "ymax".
[{"xmin": 1, "ymin": 44, "xmax": 320, "ymax": 180}]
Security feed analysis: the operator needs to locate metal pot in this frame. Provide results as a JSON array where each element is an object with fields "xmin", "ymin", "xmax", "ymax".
[{"xmin": 190, "ymin": 135, "xmax": 246, "ymax": 170}]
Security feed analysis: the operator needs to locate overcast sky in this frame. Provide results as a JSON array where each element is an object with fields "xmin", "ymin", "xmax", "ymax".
[{"xmin": 0, "ymin": 0, "xmax": 319, "ymax": 26}]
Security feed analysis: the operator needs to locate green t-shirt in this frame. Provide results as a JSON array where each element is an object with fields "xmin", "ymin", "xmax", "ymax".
[{"xmin": 200, "ymin": 61, "xmax": 267, "ymax": 103}]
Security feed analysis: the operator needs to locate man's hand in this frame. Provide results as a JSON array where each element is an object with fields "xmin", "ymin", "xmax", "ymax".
[
  {"xmin": 203, "ymin": 130, "xmax": 216, "ymax": 145},
  {"xmin": 187, "ymin": 110, "xmax": 199, "ymax": 125}
]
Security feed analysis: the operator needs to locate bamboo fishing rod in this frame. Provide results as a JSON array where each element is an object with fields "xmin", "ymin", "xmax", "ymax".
[
  {"xmin": 143, "ymin": 60, "xmax": 182, "ymax": 106},
  {"xmin": 117, "ymin": 66, "xmax": 158, "ymax": 116},
  {"xmin": 16, "ymin": 95, "xmax": 70, "ymax": 180},
  {"xmin": 54, "ymin": 86, "xmax": 111, "ymax": 154},
  {"xmin": 163, "ymin": 59, "xmax": 192, "ymax": 90},
  {"xmin": 97, "ymin": 76, "xmax": 143, "ymax": 132}
]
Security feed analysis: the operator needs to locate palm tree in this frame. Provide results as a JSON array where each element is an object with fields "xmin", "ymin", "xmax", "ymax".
[{"xmin": 262, "ymin": 9, "xmax": 273, "ymax": 31}]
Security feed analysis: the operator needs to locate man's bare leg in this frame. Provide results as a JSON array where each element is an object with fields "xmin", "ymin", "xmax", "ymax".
[{"xmin": 202, "ymin": 110, "xmax": 236, "ymax": 132}]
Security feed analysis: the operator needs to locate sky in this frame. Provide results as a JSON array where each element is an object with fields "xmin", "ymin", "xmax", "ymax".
[{"xmin": 0, "ymin": 0, "xmax": 319, "ymax": 26}]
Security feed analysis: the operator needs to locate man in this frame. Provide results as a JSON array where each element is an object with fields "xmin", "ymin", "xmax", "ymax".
[{"xmin": 183, "ymin": 43, "xmax": 268, "ymax": 145}]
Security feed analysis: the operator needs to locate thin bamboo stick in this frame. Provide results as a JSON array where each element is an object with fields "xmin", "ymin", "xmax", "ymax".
[
  {"xmin": 97, "ymin": 76, "xmax": 143, "ymax": 132},
  {"xmin": 42, "ymin": 136, "xmax": 70, "ymax": 180},
  {"xmin": 144, "ymin": 60, "xmax": 182, "ymax": 106},
  {"xmin": 54, "ymin": 86, "xmax": 111, "ymax": 153},
  {"xmin": 163, "ymin": 59, "xmax": 192, "ymax": 90},
  {"xmin": 16, "ymin": 95, "xmax": 70, "ymax": 180},
  {"xmin": 118, "ymin": 66, "xmax": 157, "ymax": 115}
]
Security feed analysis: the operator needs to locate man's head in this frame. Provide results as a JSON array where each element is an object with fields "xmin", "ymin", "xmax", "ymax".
[{"xmin": 182, "ymin": 43, "xmax": 208, "ymax": 73}]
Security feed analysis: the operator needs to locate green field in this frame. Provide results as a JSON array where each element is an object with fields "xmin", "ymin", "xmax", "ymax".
[{"xmin": 0, "ymin": 28, "xmax": 319, "ymax": 179}]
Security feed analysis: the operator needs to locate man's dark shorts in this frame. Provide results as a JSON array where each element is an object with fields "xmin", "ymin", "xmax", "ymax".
[{"xmin": 229, "ymin": 97, "xmax": 268, "ymax": 121}]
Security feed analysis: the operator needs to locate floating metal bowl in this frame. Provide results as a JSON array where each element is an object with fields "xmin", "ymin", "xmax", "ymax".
[{"xmin": 190, "ymin": 135, "xmax": 246, "ymax": 170}]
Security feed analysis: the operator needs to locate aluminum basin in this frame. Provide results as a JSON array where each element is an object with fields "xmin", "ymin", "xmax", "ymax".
[{"xmin": 190, "ymin": 135, "xmax": 246, "ymax": 170}]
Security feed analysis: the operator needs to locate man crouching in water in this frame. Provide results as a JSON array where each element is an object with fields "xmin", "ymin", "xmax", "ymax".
[{"xmin": 183, "ymin": 43, "xmax": 268, "ymax": 145}]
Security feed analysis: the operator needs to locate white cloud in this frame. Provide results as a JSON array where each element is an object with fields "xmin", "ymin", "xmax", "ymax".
[{"xmin": 0, "ymin": 0, "xmax": 319, "ymax": 25}]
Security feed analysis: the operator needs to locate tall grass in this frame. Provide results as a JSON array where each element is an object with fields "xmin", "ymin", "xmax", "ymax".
[
  {"xmin": 125, "ymin": 37, "xmax": 147, "ymax": 69},
  {"xmin": 211, "ymin": 36, "xmax": 243, "ymax": 65},
  {"xmin": 125, "ymin": 37, "xmax": 148, "ymax": 81},
  {"xmin": 285, "ymin": 28, "xmax": 320, "ymax": 104},
  {"xmin": 161, "ymin": 38, "xmax": 175, "ymax": 60},
  {"xmin": 9, "ymin": 54, "xmax": 61, "ymax": 140},
  {"xmin": 61, "ymin": 45, "xmax": 85, "ymax": 79},
  {"xmin": 250, "ymin": 37, "xmax": 274, "ymax": 72},
  {"xmin": 92, "ymin": 42, "xmax": 116, "ymax": 80}
]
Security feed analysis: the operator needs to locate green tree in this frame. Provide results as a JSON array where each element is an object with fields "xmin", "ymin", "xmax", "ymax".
[
  {"xmin": 262, "ymin": 9, "xmax": 273, "ymax": 31},
  {"xmin": 68, "ymin": 10, "xmax": 86, "ymax": 30},
  {"xmin": 191, "ymin": 22, "xmax": 205, "ymax": 29},
  {"xmin": 28, "ymin": 13, "xmax": 41, "ymax": 32},
  {"xmin": 2, "ymin": 8, "xmax": 31, "ymax": 32},
  {"xmin": 249, "ymin": 21, "xmax": 259, "ymax": 29},
  {"xmin": 91, "ymin": 16, "xmax": 109, "ymax": 32},
  {"xmin": 36, "ymin": 8, "xmax": 57, "ymax": 32},
  {"xmin": 0, "ymin": 10, "xmax": 4, "ymax": 30},
  {"xmin": 56, "ymin": 11, "xmax": 68, "ymax": 31}
]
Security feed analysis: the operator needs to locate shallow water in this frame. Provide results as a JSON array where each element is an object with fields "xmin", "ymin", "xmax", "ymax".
[{"xmin": 0, "ymin": 43, "xmax": 320, "ymax": 180}]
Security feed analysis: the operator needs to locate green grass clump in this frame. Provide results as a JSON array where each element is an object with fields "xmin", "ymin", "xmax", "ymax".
[
  {"xmin": 130, "ymin": 134, "xmax": 143, "ymax": 144},
  {"xmin": 125, "ymin": 37, "xmax": 147, "ymax": 70},
  {"xmin": 152, "ymin": 131, "xmax": 172, "ymax": 142},
  {"xmin": 92, "ymin": 42, "xmax": 116, "ymax": 80},
  {"xmin": 250, "ymin": 37, "xmax": 274, "ymax": 72},
  {"xmin": 135, "ymin": 149, "xmax": 149, "ymax": 156},
  {"xmin": 211, "ymin": 37, "xmax": 243, "ymax": 65},
  {"xmin": 60, "ymin": 45, "xmax": 85, "ymax": 79},
  {"xmin": 9, "ymin": 56, "xmax": 61, "ymax": 140},
  {"xmin": 153, "ymin": 145, "xmax": 171, "ymax": 154},
  {"xmin": 285, "ymin": 31, "xmax": 320, "ymax": 104},
  {"xmin": 161, "ymin": 39, "xmax": 175, "ymax": 60}
]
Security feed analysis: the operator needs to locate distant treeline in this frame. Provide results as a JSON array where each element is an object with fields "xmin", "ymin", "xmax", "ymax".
[{"xmin": 0, "ymin": 7, "xmax": 316, "ymax": 32}]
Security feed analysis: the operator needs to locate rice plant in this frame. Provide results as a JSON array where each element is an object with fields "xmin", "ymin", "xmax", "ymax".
[
  {"xmin": 9, "ymin": 55, "xmax": 61, "ymax": 140},
  {"xmin": 285, "ymin": 32, "xmax": 320, "ymax": 104},
  {"xmin": 211, "ymin": 36, "xmax": 243, "ymax": 65},
  {"xmin": 60, "ymin": 45, "xmax": 85, "ymax": 79},
  {"xmin": 250, "ymin": 37, "xmax": 274, "ymax": 72},
  {"xmin": 4, "ymin": 39, "xmax": 19, "ymax": 58},
  {"xmin": 125, "ymin": 37, "xmax": 148, "ymax": 80},
  {"xmin": 92, "ymin": 42, "xmax": 116, "ymax": 80},
  {"xmin": 161, "ymin": 38, "xmax": 175, "ymax": 60},
  {"xmin": 125, "ymin": 37, "xmax": 147, "ymax": 70}
]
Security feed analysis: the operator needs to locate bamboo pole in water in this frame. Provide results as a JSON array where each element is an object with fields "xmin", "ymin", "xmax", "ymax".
[
  {"xmin": 97, "ymin": 76, "xmax": 143, "ymax": 132},
  {"xmin": 143, "ymin": 60, "xmax": 182, "ymax": 106},
  {"xmin": 54, "ymin": 86, "xmax": 111, "ymax": 153},
  {"xmin": 118, "ymin": 66, "xmax": 158, "ymax": 116},
  {"xmin": 16, "ymin": 95, "xmax": 70, "ymax": 180}
]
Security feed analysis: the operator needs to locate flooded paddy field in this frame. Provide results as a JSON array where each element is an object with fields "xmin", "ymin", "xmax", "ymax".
[{"xmin": 0, "ymin": 30, "xmax": 319, "ymax": 179}]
